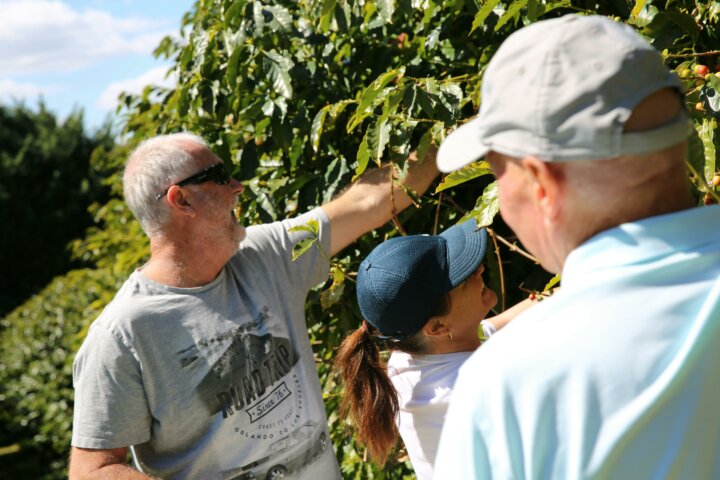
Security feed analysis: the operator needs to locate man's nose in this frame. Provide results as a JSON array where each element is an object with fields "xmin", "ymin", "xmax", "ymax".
[{"xmin": 230, "ymin": 178, "xmax": 244, "ymax": 194}]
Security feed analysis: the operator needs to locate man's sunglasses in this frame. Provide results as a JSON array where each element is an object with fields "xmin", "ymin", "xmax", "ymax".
[{"xmin": 156, "ymin": 163, "xmax": 232, "ymax": 200}]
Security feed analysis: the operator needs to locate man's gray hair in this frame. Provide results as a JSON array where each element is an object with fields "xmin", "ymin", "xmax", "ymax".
[{"xmin": 123, "ymin": 132, "xmax": 208, "ymax": 237}]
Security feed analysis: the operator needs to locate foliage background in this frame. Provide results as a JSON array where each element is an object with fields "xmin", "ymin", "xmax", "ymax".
[{"xmin": 1, "ymin": 0, "xmax": 719, "ymax": 478}]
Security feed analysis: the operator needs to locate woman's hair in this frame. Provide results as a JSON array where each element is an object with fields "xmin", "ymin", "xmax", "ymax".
[
  {"xmin": 335, "ymin": 296, "xmax": 449, "ymax": 464},
  {"xmin": 335, "ymin": 324, "xmax": 428, "ymax": 464}
]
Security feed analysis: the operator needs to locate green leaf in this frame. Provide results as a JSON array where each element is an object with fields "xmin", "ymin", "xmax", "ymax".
[
  {"xmin": 289, "ymin": 220, "xmax": 320, "ymax": 262},
  {"xmin": 416, "ymin": 125, "xmax": 434, "ymax": 165},
  {"xmin": 252, "ymin": 1, "xmax": 265, "ymax": 33},
  {"xmin": 435, "ymin": 161, "xmax": 493, "ymax": 193},
  {"xmin": 695, "ymin": 117, "xmax": 717, "ymax": 183},
  {"xmin": 318, "ymin": 0, "xmax": 338, "ymax": 32},
  {"xmin": 289, "ymin": 218, "xmax": 320, "ymax": 236},
  {"xmin": 261, "ymin": 99, "xmax": 275, "ymax": 116},
  {"xmin": 265, "ymin": 5, "xmax": 293, "ymax": 30},
  {"xmin": 663, "ymin": 11, "xmax": 700, "ymax": 41},
  {"xmin": 376, "ymin": 0, "xmax": 396, "ymax": 23},
  {"xmin": 310, "ymin": 100, "xmax": 354, "ymax": 152},
  {"xmin": 525, "ymin": 0, "xmax": 541, "ymax": 21},
  {"xmin": 320, "ymin": 265, "xmax": 346, "ymax": 308},
  {"xmin": 311, "ymin": 105, "xmax": 331, "ymax": 152},
  {"xmin": 347, "ymin": 67, "xmax": 405, "ymax": 132},
  {"xmin": 226, "ymin": 47, "xmax": 244, "ymax": 87},
  {"xmin": 292, "ymin": 237, "xmax": 318, "ymax": 261},
  {"xmin": 354, "ymin": 134, "xmax": 372, "ymax": 180},
  {"xmin": 263, "ymin": 50, "xmax": 294, "ymax": 99},
  {"xmin": 274, "ymin": 97, "xmax": 288, "ymax": 122},
  {"xmin": 495, "ymin": 0, "xmax": 528, "ymax": 32},
  {"xmin": 632, "ymin": 4, "xmax": 659, "ymax": 27},
  {"xmin": 367, "ymin": 117, "xmax": 391, "ymax": 163},
  {"xmin": 630, "ymin": 0, "xmax": 647, "ymax": 19},
  {"xmin": 471, "ymin": 0, "xmax": 502, "ymax": 33},
  {"xmin": 459, "ymin": 180, "xmax": 500, "ymax": 228},
  {"xmin": 544, "ymin": 274, "xmax": 561, "ymax": 292}
]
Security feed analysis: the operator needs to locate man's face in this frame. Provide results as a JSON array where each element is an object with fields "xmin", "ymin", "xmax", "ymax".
[
  {"xmin": 486, "ymin": 151, "xmax": 549, "ymax": 269},
  {"xmin": 181, "ymin": 142, "xmax": 247, "ymax": 247}
]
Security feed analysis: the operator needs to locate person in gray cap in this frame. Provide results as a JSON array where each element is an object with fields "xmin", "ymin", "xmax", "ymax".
[
  {"xmin": 335, "ymin": 220, "xmax": 535, "ymax": 480},
  {"xmin": 432, "ymin": 14, "xmax": 720, "ymax": 479}
]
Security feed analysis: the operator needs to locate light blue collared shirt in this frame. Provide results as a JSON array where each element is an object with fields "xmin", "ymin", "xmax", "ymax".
[{"xmin": 434, "ymin": 206, "xmax": 720, "ymax": 479}]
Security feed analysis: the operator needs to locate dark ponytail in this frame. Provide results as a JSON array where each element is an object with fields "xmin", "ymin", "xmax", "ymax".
[{"xmin": 335, "ymin": 322, "xmax": 429, "ymax": 465}]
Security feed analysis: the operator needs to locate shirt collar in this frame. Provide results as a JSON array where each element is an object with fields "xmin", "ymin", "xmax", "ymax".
[{"xmin": 562, "ymin": 206, "xmax": 720, "ymax": 287}]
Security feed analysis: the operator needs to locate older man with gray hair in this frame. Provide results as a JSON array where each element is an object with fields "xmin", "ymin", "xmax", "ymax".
[
  {"xmin": 433, "ymin": 14, "xmax": 720, "ymax": 479},
  {"xmin": 68, "ymin": 132, "xmax": 438, "ymax": 479}
]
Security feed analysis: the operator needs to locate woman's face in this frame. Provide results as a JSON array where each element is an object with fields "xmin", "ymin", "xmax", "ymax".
[{"xmin": 444, "ymin": 264, "xmax": 498, "ymax": 341}]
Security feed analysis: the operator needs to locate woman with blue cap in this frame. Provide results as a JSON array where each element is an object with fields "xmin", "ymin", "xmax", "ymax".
[{"xmin": 335, "ymin": 219, "xmax": 535, "ymax": 479}]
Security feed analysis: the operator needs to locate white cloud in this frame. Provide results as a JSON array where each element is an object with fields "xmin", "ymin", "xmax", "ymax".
[
  {"xmin": 0, "ymin": 79, "xmax": 61, "ymax": 103},
  {"xmin": 96, "ymin": 66, "xmax": 176, "ymax": 110},
  {"xmin": 0, "ymin": 0, "xmax": 175, "ymax": 76}
]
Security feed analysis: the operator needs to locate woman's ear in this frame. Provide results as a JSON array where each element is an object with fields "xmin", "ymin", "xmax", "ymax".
[{"xmin": 422, "ymin": 317, "xmax": 450, "ymax": 338}]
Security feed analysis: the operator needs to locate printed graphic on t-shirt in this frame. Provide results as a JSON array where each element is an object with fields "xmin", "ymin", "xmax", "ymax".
[
  {"xmin": 176, "ymin": 306, "xmax": 329, "ymax": 478},
  {"xmin": 221, "ymin": 419, "xmax": 329, "ymax": 480}
]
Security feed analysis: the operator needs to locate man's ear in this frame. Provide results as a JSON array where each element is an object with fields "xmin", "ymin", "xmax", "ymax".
[
  {"xmin": 522, "ymin": 156, "xmax": 563, "ymax": 223},
  {"xmin": 166, "ymin": 186, "xmax": 197, "ymax": 218},
  {"xmin": 422, "ymin": 317, "xmax": 449, "ymax": 338}
]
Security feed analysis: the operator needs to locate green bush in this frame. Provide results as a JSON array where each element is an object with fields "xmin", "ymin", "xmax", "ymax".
[
  {"xmin": 0, "ymin": 104, "xmax": 114, "ymax": 317},
  {"xmin": 0, "ymin": 269, "xmax": 118, "ymax": 479}
]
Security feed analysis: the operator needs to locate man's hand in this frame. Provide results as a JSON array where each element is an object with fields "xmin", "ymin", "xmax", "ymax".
[
  {"xmin": 322, "ymin": 146, "xmax": 439, "ymax": 256},
  {"xmin": 69, "ymin": 447, "xmax": 156, "ymax": 479}
]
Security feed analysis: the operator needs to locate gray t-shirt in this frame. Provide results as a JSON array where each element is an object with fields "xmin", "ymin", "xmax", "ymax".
[{"xmin": 72, "ymin": 208, "xmax": 341, "ymax": 480}]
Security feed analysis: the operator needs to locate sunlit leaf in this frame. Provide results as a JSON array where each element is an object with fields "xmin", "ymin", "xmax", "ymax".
[
  {"xmin": 495, "ymin": 0, "xmax": 528, "ymax": 32},
  {"xmin": 471, "ymin": 0, "xmax": 501, "ymax": 33},
  {"xmin": 347, "ymin": 67, "xmax": 405, "ymax": 132},
  {"xmin": 263, "ymin": 50, "xmax": 294, "ymax": 99},
  {"xmin": 311, "ymin": 105, "xmax": 331, "ymax": 152},
  {"xmin": 459, "ymin": 180, "xmax": 500, "ymax": 228},
  {"xmin": 376, "ymin": 0, "xmax": 396, "ymax": 23},
  {"xmin": 695, "ymin": 117, "xmax": 717, "ymax": 183},
  {"xmin": 435, "ymin": 161, "xmax": 493, "ymax": 193},
  {"xmin": 320, "ymin": 265, "xmax": 346, "ymax": 308},
  {"xmin": 367, "ymin": 117, "xmax": 391, "ymax": 163},
  {"xmin": 354, "ymin": 134, "xmax": 372, "ymax": 180},
  {"xmin": 261, "ymin": 99, "xmax": 275, "ymax": 116},
  {"xmin": 544, "ymin": 275, "xmax": 561, "ymax": 292},
  {"xmin": 289, "ymin": 219, "xmax": 320, "ymax": 236},
  {"xmin": 292, "ymin": 237, "xmax": 318, "ymax": 261},
  {"xmin": 265, "ymin": 5, "xmax": 293, "ymax": 30},
  {"xmin": 630, "ymin": 0, "xmax": 647, "ymax": 19}
]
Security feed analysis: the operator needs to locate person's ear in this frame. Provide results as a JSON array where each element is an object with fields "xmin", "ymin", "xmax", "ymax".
[
  {"xmin": 422, "ymin": 317, "xmax": 450, "ymax": 338},
  {"xmin": 522, "ymin": 156, "xmax": 563, "ymax": 223},
  {"xmin": 166, "ymin": 186, "xmax": 197, "ymax": 218}
]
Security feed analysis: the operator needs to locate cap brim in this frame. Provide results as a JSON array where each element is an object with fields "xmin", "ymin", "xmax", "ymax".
[
  {"xmin": 437, "ymin": 118, "xmax": 489, "ymax": 173},
  {"xmin": 440, "ymin": 219, "xmax": 488, "ymax": 288}
]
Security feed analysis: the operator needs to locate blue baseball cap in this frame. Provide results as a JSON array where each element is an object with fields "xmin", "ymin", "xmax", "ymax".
[{"xmin": 357, "ymin": 219, "xmax": 488, "ymax": 340}]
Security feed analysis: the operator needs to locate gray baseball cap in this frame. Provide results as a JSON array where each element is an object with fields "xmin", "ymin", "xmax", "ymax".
[{"xmin": 437, "ymin": 14, "xmax": 690, "ymax": 172}]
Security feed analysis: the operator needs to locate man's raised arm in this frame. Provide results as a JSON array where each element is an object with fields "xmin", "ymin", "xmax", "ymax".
[{"xmin": 322, "ymin": 147, "xmax": 439, "ymax": 256}]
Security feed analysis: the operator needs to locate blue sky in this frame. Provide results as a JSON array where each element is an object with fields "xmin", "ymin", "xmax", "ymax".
[{"xmin": 0, "ymin": 0, "xmax": 196, "ymax": 132}]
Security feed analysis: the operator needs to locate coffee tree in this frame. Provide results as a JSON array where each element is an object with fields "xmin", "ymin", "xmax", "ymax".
[
  {"xmin": 105, "ymin": 0, "xmax": 720, "ymax": 475},
  {"xmin": 2, "ymin": 0, "xmax": 718, "ymax": 478}
]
